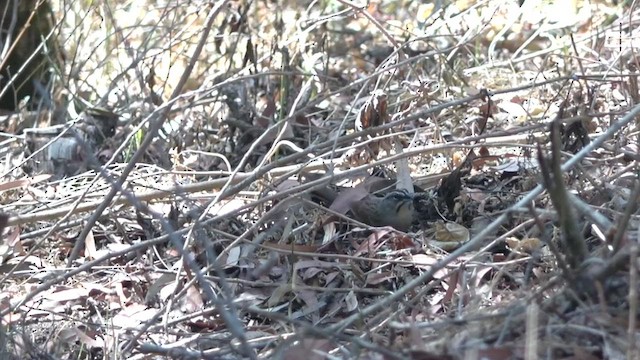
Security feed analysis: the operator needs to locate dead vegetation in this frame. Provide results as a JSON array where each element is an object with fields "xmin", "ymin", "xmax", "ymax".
[{"xmin": 0, "ymin": 0, "xmax": 639, "ymax": 359}]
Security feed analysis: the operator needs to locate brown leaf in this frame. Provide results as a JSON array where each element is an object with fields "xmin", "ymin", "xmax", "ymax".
[
  {"xmin": 365, "ymin": 271, "xmax": 396, "ymax": 285},
  {"xmin": 0, "ymin": 175, "xmax": 51, "ymax": 193},
  {"xmin": 353, "ymin": 229, "xmax": 392, "ymax": 256},
  {"xmin": 389, "ymin": 234, "xmax": 416, "ymax": 250},
  {"xmin": 472, "ymin": 265, "xmax": 494, "ymax": 288},
  {"xmin": 256, "ymin": 95, "xmax": 275, "ymax": 128},
  {"xmin": 267, "ymin": 283, "xmax": 291, "ymax": 307},
  {"xmin": 355, "ymin": 90, "xmax": 388, "ymax": 130},
  {"xmin": 301, "ymin": 266, "xmax": 323, "ymax": 280},
  {"xmin": 433, "ymin": 222, "xmax": 469, "ymax": 242},
  {"xmin": 505, "ymin": 236, "xmax": 543, "ymax": 255},
  {"xmin": 183, "ymin": 284, "xmax": 204, "ymax": 313},
  {"xmin": 441, "ymin": 269, "xmax": 459, "ymax": 305}
]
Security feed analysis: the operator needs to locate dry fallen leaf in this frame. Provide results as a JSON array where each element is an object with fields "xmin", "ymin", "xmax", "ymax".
[
  {"xmin": 267, "ymin": 283, "xmax": 292, "ymax": 307},
  {"xmin": 433, "ymin": 221, "xmax": 470, "ymax": 243},
  {"xmin": 183, "ymin": 284, "xmax": 204, "ymax": 313},
  {"xmin": 505, "ymin": 236, "xmax": 543, "ymax": 255},
  {"xmin": 84, "ymin": 229, "xmax": 97, "ymax": 260},
  {"xmin": 344, "ymin": 290, "xmax": 358, "ymax": 312},
  {"xmin": 365, "ymin": 271, "xmax": 396, "ymax": 285},
  {"xmin": 355, "ymin": 90, "xmax": 388, "ymax": 131}
]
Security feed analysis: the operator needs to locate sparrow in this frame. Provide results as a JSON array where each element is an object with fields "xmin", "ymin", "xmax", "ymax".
[{"xmin": 349, "ymin": 189, "xmax": 415, "ymax": 231}]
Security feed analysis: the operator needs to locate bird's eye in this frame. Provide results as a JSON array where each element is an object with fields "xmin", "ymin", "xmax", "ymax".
[{"xmin": 389, "ymin": 189, "xmax": 411, "ymax": 200}]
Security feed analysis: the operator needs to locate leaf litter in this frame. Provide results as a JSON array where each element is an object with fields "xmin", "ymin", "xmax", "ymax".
[{"xmin": 0, "ymin": 1, "xmax": 638, "ymax": 359}]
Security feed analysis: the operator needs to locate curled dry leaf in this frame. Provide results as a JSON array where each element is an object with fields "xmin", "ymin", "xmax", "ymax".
[
  {"xmin": 225, "ymin": 245, "xmax": 242, "ymax": 268},
  {"xmin": 355, "ymin": 90, "xmax": 388, "ymax": 131},
  {"xmin": 353, "ymin": 228, "xmax": 392, "ymax": 257},
  {"xmin": 267, "ymin": 283, "xmax": 292, "ymax": 307},
  {"xmin": 433, "ymin": 221, "xmax": 470, "ymax": 243},
  {"xmin": 344, "ymin": 290, "xmax": 358, "ymax": 312},
  {"xmin": 302, "ymin": 266, "xmax": 324, "ymax": 281},
  {"xmin": 505, "ymin": 236, "xmax": 543, "ymax": 255},
  {"xmin": 183, "ymin": 284, "xmax": 204, "ymax": 313},
  {"xmin": 84, "ymin": 229, "xmax": 97, "ymax": 260},
  {"xmin": 423, "ymin": 221, "xmax": 471, "ymax": 252},
  {"xmin": 144, "ymin": 273, "xmax": 176, "ymax": 305},
  {"xmin": 343, "ymin": 90, "xmax": 390, "ymax": 165},
  {"xmin": 324, "ymin": 271, "xmax": 340, "ymax": 286},
  {"xmin": 441, "ymin": 269, "xmax": 459, "ymax": 305},
  {"xmin": 321, "ymin": 221, "xmax": 336, "ymax": 245},
  {"xmin": 365, "ymin": 271, "xmax": 396, "ymax": 285}
]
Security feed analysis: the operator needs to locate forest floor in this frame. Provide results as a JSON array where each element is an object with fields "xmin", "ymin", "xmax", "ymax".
[{"xmin": 0, "ymin": 1, "xmax": 638, "ymax": 359}]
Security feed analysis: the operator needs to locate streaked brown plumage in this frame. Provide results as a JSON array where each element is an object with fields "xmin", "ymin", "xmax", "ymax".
[{"xmin": 349, "ymin": 189, "xmax": 415, "ymax": 231}]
